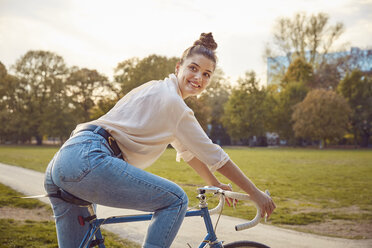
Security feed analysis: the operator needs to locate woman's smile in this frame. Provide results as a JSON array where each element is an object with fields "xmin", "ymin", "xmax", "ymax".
[{"xmin": 189, "ymin": 80, "xmax": 201, "ymax": 88}]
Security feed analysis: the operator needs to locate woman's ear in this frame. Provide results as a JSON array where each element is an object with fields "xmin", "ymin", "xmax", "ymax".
[{"xmin": 175, "ymin": 62, "xmax": 181, "ymax": 75}]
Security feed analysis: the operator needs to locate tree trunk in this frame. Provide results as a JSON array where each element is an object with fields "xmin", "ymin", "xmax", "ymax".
[
  {"xmin": 35, "ymin": 135, "xmax": 43, "ymax": 145},
  {"xmin": 353, "ymin": 129, "xmax": 359, "ymax": 148},
  {"xmin": 361, "ymin": 132, "xmax": 370, "ymax": 148},
  {"xmin": 319, "ymin": 139, "xmax": 326, "ymax": 149}
]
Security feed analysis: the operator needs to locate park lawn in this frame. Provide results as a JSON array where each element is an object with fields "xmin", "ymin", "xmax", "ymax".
[
  {"xmin": 0, "ymin": 145, "xmax": 371, "ymax": 237},
  {"xmin": 148, "ymin": 148, "xmax": 372, "ymax": 227},
  {"xmin": 0, "ymin": 182, "xmax": 141, "ymax": 248}
]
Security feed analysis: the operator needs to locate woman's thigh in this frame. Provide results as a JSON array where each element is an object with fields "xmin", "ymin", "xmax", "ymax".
[
  {"xmin": 80, "ymin": 158, "xmax": 187, "ymax": 211},
  {"xmin": 51, "ymin": 133, "xmax": 187, "ymax": 212}
]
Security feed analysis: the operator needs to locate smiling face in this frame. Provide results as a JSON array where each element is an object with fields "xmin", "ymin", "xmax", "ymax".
[{"xmin": 176, "ymin": 54, "xmax": 215, "ymax": 99}]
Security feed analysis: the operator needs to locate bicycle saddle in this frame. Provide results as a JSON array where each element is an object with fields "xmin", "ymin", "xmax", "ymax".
[{"xmin": 52, "ymin": 188, "xmax": 92, "ymax": 207}]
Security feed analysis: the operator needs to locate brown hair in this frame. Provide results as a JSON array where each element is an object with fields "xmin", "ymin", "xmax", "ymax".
[{"xmin": 179, "ymin": 32, "xmax": 218, "ymax": 68}]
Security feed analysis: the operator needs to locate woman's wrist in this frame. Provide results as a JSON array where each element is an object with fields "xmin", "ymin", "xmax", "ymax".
[{"xmin": 209, "ymin": 178, "xmax": 221, "ymax": 187}]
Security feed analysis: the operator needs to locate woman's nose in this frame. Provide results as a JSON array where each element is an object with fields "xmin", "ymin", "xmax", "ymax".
[{"xmin": 194, "ymin": 72, "xmax": 202, "ymax": 81}]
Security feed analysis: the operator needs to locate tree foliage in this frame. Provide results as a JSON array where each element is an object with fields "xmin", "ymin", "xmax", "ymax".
[
  {"xmin": 89, "ymin": 97, "xmax": 118, "ymax": 120},
  {"xmin": 312, "ymin": 62, "xmax": 342, "ymax": 89},
  {"xmin": 338, "ymin": 48, "xmax": 372, "ymax": 75},
  {"xmin": 338, "ymin": 69, "xmax": 372, "ymax": 147},
  {"xmin": 12, "ymin": 50, "xmax": 69, "ymax": 144},
  {"xmin": 282, "ymin": 58, "xmax": 314, "ymax": 86},
  {"xmin": 271, "ymin": 81, "xmax": 309, "ymax": 144},
  {"xmin": 67, "ymin": 67, "xmax": 111, "ymax": 122},
  {"xmin": 114, "ymin": 54, "xmax": 179, "ymax": 97},
  {"xmin": 223, "ymin": 72, "xmax": 269, "ymax": 143},
  {"xmin": 198, "ymin": 68, "xmax": 231, "ymax": 144},
  {"xmin": 269, "ymin": 58, "xmax": 311, "ymax": 144},
  {"xmin": 0, "ymin": 62, "xmax": 31, "ymax": 143},
  {"xmin": 1, "ymin": 28, "xmax": 369, "ymax": 148},
  {"xmin": 1, "ymin": 51, "xmax": 116, "ymax": 144},
  {"xmin": 184, "ymin": 96, "xmax": 211, "ymax": 132},
  {"xmin": 292, "ymin": 89, "xmax": 351, "ymax": 146}
]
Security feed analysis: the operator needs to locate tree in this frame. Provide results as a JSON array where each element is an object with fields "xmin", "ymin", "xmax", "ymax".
[
  {"xmin": 267, "ymin": 57, "xmax": 312, "ymax": 144},
  {"xmin": 12, "ymin": 50, "xmax": 69, "ymax": 144},
  {"xmin": 338, "ymin": 47, "xmax": 372, "ymax": 76},
  {"xmin": 40, "ymin": 83, "xmax": 75, "ymax": 144},
  {"xmin": 312, "ymin": 62, "xmax": 342, "ymax": 90},
  {"xmin": 67, "ymin": 67, "xmax": 112, "ymax": 122},
  {"xmin": 312, "ymin": 47, "xmax": 372, "ymax": 90},
  {"xmin": 266, "ymin": 12, "xmax": 344, "ymax": 78},
  {"xmin": 184, "ymin": 96, "xmax": 211, "ymax": 132},
  {"xmin": 292, "ymin": 89, "xmax": 351, "ymax": 147},
  {"xmin": 0, "ymin": 62, "xmax": 32, "ymax": 143},
  {"xmin": 114, "ymin": 55, "xmax": 179, "ymax": 97},
  {"xmin": 198, "ymin": 68, "xmax": 231, "ymax": 145},
  {"xmin": 90, "ymin": 97, "xmax": 118, "ymax": 120},
  {"xmin": 0, "ymin": 62, "xmax": 6, "ymax": 78},
  {"xmin": 282, "ymin": 57, "xmax": 314, "ymax": 86},
  {"xmin": 271, "ymin": 81, "xmax": 309, "ymax": 145},
  {"xmin": 338, "ymin": 70, "xmax": 372, "ymax": 147},
  {"xmin": 223, "ymin": 71, "xmax": 269, "ymax": 144}
]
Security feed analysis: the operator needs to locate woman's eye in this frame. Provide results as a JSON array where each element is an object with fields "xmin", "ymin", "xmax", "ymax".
[
  {"xmin": 204, "ymin": 73, "xmax": 210, "ymax": 78},
  {"xmin": 189, "ymin": 66, "xmax": 197, "ymax": 71}
]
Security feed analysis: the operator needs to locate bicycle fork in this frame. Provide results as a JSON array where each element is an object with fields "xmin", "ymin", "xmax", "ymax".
[{"xmin": 197, "ymin": 190, "xmax": 223, "ymax": 248}]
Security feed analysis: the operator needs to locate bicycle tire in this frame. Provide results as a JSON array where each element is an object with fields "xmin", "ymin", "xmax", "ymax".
[{"xmin": 223, "ymin": 240, "xmax": 270, "ymax": 248}]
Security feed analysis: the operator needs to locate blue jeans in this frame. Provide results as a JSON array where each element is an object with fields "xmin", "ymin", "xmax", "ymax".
[{"xmin": 44, "ymin": 129, "xmax": 188, "ymax": 248}]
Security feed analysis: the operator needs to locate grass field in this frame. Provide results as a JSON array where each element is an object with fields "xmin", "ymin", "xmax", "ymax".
[
  {"xmin": 0, "ymin": 145, "xmax": 371, "ymax": 239},
  {"xmin": 0, "ymin": 182, "xmax": 140, "ymax": 248}
]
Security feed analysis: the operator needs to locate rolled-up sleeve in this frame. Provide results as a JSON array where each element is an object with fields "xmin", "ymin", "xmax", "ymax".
[
  {"xmin": 173, "ymin": 109, "xmax": 230, "ymax": 172},
  {"xmin": 171, "ymin": 138, "xmax": 195, "ymax": 162}
]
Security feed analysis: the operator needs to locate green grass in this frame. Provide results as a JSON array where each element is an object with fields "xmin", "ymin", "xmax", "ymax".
[
  {"xmin": 0, "ymin": 219, "xmax": 58, "ymax": 248},
  {"xmin": 1, "ymin": 145, "xmax": 372, "ymax": 227},
  {"xmin": 0, "ymin": 183, "xmax": 140, "ymax": 248},
  {"xmin": 149, "ymin": 147, "xmax": 372, "ymax": 225},
  {"xmin": 0, "ymin": 145, "xmax": 58, "ymax": 172},
  {"xmin": 0, "ymin": 183, "xmax": 46, "ymax": 209}
]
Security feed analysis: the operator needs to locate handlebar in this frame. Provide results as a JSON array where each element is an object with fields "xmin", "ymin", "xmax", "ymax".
[{"xmin": 200, "ymin": 187, "xmax": 265, "ymax": 231}]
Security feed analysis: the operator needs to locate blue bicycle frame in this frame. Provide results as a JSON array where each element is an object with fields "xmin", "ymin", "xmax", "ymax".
[{"xmin": 79, "ymin": 190, "xmax": 223, "ymax": 248}]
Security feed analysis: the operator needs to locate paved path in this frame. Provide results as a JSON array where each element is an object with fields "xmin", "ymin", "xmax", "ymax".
[{"xmin": 1, "ymin": 162, "xmax": 371, "ymax": 248}]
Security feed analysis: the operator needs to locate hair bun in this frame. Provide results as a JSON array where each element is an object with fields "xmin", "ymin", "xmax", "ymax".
[{"xmin": 193, "ymin": 32, "xmax": 217, "ymax": 51}]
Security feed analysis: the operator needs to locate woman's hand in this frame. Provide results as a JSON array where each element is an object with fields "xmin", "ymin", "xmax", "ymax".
[
  {"xmin": 214, "ymin": 182, "xmax": 237, "ymax": 207},
  {"xmin": 217, "ymin": 160, "xmax": 276, "ymax": 218},
  {"xmin": 250, "ymin": 188, "xmax": 276, "ymax": 219}
]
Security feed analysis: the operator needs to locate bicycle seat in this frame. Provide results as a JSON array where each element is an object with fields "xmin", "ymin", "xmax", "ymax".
[{"xmin": 56, "ymin": 188, "xmax": 92, "ymax": 207}]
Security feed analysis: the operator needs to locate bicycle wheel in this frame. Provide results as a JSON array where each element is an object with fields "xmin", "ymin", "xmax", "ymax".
[{"xmin": 223, "ymin": 240, "xmax": 270, "ymax": 248}]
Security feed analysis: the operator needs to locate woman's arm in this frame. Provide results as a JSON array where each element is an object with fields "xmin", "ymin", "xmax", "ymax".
[
  {"xmin": 217, "ymin": 159, "xmax": 276, "ymax": 218},
  {"xmin": 187, "ymin": 157, "xmax": 276, "ymax": 218},
  {"xmin": 187, "ymin": 157, "xmax": 221, "ymax": 187},
  {"xmin": 187, "ymin": 157, "xmax": 236, "ymax": 206}
]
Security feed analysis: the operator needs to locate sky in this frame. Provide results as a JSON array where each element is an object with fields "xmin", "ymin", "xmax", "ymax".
[{"xmin": 1, "ymin": 0, "xmax": 371, "ymax": 85}]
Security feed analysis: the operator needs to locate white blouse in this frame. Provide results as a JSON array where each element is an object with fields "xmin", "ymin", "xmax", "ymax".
[{"xmin": 81, "ymin": 74, "xmax": 229, "ymax": 172}]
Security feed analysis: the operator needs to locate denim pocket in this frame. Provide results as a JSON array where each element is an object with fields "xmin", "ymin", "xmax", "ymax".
[{"xmin": 55, "ymin": 140, "xmax": 93, "ymax": 182}]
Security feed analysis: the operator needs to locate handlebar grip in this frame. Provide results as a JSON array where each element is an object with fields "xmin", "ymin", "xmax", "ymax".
[
  {"xmin": 200, "ymin": 187, "xmax": 269, "ymax": 232},
  {"xmin": 223, "ymin": 191, "xmax": 262, "ymax": 231},
  {"xmin": 235, "ymin": 201, "xmax": 261, "ymax": 231},
  {"xmin": 208, "ymin": 194, "xmax": 225, "ymax": 215}
]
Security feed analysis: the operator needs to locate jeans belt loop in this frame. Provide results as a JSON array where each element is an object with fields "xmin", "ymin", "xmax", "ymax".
[
  {"xmin": 72, "ymin": 124, "xmax": 123, "ymax": 159},
  {"xmin": 93, "ymin": 126, "xmax": 101, "ymax": 134}
]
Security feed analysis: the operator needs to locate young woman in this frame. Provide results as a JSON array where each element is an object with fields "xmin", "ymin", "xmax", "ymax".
[{"xmin": 44, "ymin": 32, "xmax": 276, "ymax": 248}]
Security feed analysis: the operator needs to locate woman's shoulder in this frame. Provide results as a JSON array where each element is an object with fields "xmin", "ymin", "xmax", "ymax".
[
  {"xmin": 157, "ymin": 75, "xmax": 184, "ymax": 102},
  {"xmin": 124, "ymin": 74, "xmax": 190, "ymax": 114}
]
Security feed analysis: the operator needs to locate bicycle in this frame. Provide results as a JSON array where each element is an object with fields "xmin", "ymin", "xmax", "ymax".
[{"xmin": 75, "ymin": 186, "xmax": 270, "ymax": 248}]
